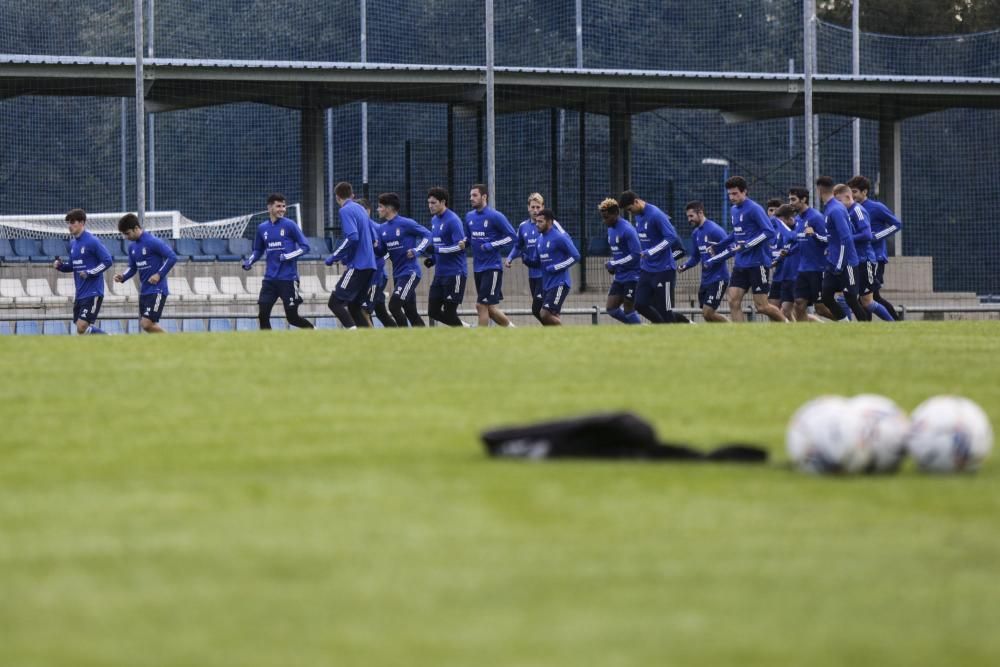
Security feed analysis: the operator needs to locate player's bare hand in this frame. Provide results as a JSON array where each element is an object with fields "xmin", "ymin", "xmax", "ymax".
[
  {"xmin": 503, "ymin": 259, "xmax": 512, "ymax": 269},
  {"xmin": 113, "ymin": 273, "xmax": 124, "ymax": 283},
  {"xmin": 805, "ymin": 226, "xmax": 815, "ymax": 236},
  {"xmin": 52, "ymin": 258, "xmax": 62, "ymax": 270},
  {"xmin": 458, "ymin": 239, "xmax": 466, "ymax": 250},
  {"xmin": 148, "ymin": 273, "xmax": 161, "ymax": 285},
  {"xmin": 77, "ymin": 271, "xmax": 88, "ymax": 280}
]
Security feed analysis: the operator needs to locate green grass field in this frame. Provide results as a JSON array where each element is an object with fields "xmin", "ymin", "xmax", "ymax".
[{"xmin": 2, "ymin": 322, "xmax": 998, "ymax": 667}]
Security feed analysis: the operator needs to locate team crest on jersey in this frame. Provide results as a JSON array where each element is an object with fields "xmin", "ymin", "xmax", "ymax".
[
  {"xmin": 485, "ymin": 220, "xmax": 489, "ymax": 227},
  {"xmin": 396, "ymin": 228, "xmax": 401, "ymax": 237},
  {"xmin": 142, "ymin": 247, "xmax": 147, "ymax": 255},
  {"xmin": 264, "ymin": 231, "xmax": 269, "ymax": 240},
  {"xmin": 280, "ymin": 229, "xmax": 285, "ymax": 237}
]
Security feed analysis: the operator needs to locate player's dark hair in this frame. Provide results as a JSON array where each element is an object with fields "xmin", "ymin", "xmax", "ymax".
[
  {"xmin": 775, "ymin": 204, "xmax": 797, "ymax": 219},
  {"xmin": 788, "ymin": 186, "xmax": 809, "ymax": 202},
  {"xmin": 378, "ymin": 192, "xmax": 401, "ymax": 211},
  {"xmin": 334, "ymin": 181, "xmax": 353, "ymax": 200},
  {"xmin": 266, "ymin": 193, "xmax": 286, "ymax": 205},
  {"xmin": 117, "ymin": 213, "xmax": 140, "ymax": 233},
  {"xmin": 724, "ymin": 176, "xmax": 748, "ymax": 192},
  {"xmin": 617, "ymin": 190, "xmax": 638, "ymax": 208},
  {"xmin": 427, "ymin": 187, "xmax": 449, "ymax": 204},
  {"xmin": 685, "ymin": 200, "xmax": 704, "ymax": 213},
  {"xmin": 471, "ymin": 183, "xmax": 489, "ymax": 198},
  {"xmin": 355, "ymin": 198, "xmax": 371, "ymax": 213},
  {"xmin": 815, "ymin": 175, "xmax": 835, "ymax": 189},
  {"xmin": 538, "ymin": 208, "xmax": 556, "ymax": 221},
  {"xmin": 847, "ymin": 175, "xmax": 871, "ymax": 193},
  {"xmin": 65, "ymin": 208, "xmax": 87, "ymax": 223},
  {"xmin": 766, "ymin": 198, "xmax": 784, "ymax": 210}
]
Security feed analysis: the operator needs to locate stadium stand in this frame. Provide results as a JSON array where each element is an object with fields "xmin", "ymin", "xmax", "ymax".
[
  {"xmin": 200, "ymin": 238, "xmax": 240, "ymax": 261},
  {"xmin": 0, "ymin": 321, "xmax": 14, "ymax": 334},
  {"xmin": 42, "ymin": 320, "xmax": 69, "ymax": 335},
  {"xmin": 298, "ymin": 274, "xmax": 325, "ymax": 299},
  {"xmin": 219, "ymin": 275, "xmax": 256, "ymax": 302},
  {"xmin": 302, "ymin": 236, "xmax": 329, "ymax": 261},
  {"xmin": 13, "ymin": 238, "xmax": 47, "ymax": 262},
  {"xmin": 174, "ymin": 238, "xmax": 200, "ymax": 261},
  {"xmin": 191, "ymin": 276, "xmax": 230, "ymax": 301},
  {"xmin": 183, "ymin": 318, "xmax": 206, "ymax": 332},
  {"xmin": 169, "ymin": 276, "xmax": 208, "ymax": 301},
  {"xmin": 41, "ymin": 238, "xmax": 69, "ymax": 258},
  {"xmin": 16, "ymin": 321, "xmax": 40, "ymax": 335},
  {"xmin": 54, "ymin": 278, "xmax": 77, "ymax": 300},
  {"xmin": 1, "ymin": 278, "xmax": 42, "ymax": 305},
  {"xmin": 209, "ymin": 318, "xmax": 234, "ymax": 331},
  {"xmin": 0, "ymin": 239, "xmax": 28, "ymax": 264},
  {"xmin": 235, "ymin": 318, "xmax": 257, "ymax": 331},
  {"xmin": 228, "ymin": 238, "xmax": 253, "ymax": 259},
  {"xmin": 315, "ymin": 317, "xmax": 337, "ymax": 329},
  {"xmin": 24, "ymin": 279, "xmax": 66, "ymax": 305},
  {"xmin": 101, "ymin": 319, "xmax": 125, "ymax": 335}
]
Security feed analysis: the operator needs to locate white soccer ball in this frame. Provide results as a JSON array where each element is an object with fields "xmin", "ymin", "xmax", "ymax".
[
  {"xmin": 907, "ymin": 396, "xmax": 994, "ymax": 473},
  {"xmin": 850, "ymin": 394, "xmax": 910, "ymax": 473},
  {"xmin": 787, "ymin": 395, "xmax": 872, "ymax": 474}
]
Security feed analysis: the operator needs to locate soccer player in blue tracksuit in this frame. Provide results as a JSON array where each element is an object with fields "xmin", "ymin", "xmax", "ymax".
[
  {"xmin": 325, "ymin": 182, "xmax": 378, "ymax": 329},
  {"xmin": 505, "ymin": 192, "xmax": 547, "ymax": 323},
  {"xmin": 764, "ymin": 198, "xmax": 786, "ymax": 312},
  {"xmin": 770, "ymin": 204, "xmax": 800, "ymax": 321},
  {"xmin": 53, "ymin": 208, "xmax": 113, "ymax": 335},
  {"xmin": 836, "ymin": 184, "xmax": 894, "ymax": 322},
  {"xmin": 535, "ymin": 208, "xmax": 580, "ymax": 326},
  {"xmin": 704, "ymin": 176, "xmax": 786, "ymax": 322},
  {"xmin": 816, "ymin": 177, "xmax": 865, "ymax": 322},
  {"xmin": 354, "ymin": 199, "xmax": 393, "ymax": 328},
  {"xmin": 788, "ymin": 186, "xmax": 835, "ymax": 322},
  {"xmin": 466, "ymin": 184, "xmax": 517, "ymax": 328},
  {"xmin": 113, "ymin": 213, "xmax": 177, "ymax": 334},
  {"xmin": 599, "ymin": 198, "xmax": 642, "ymax": 325},
  {"xmin": 678, "ymin": 201, "xmax": 731, "ymax": 322},
  {"xmin": 617, "ymin": 190, "xmax": 691, "ymax": 324},
  {"xmin": 848, "ymin": 175, "xmax": 903, "ymax": 320},
  {"xmin": 241, "ymin": 193, "xmax": 314, "ymax": 330},
  {"xmin": 426, "ymin": 187, "xmax": 468, "ymax": 327},
  {"xmin": 377, "ymin": 192, "xmax": 432, "ymax": 327}
]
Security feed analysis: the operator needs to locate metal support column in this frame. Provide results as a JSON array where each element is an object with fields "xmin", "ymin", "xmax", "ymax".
[
  {"xmin": 878, "ymin": 120, "xmax": 903, "ymax": 256},
  {"xmin": 300, "ymin": 107, "xmax": 326, "ymax": 236}
]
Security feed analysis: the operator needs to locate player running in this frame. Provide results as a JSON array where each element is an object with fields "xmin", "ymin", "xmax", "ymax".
[
  {"xmin": 113, "ymin": 213, "xmax": 177, "ymax": 333},
  {"xmin": 466, "ymin": 184, "xmax": 517, "ymax": 328},
  {"xmin": 599, "ymin": 198, "xmax": 642, "ymax": 324},
  {"xmin": 678, "ymin": 201, "xmax": 730, "ymax": 323},
  {"xmin": 535, "ymin": 208, "xmax": 580, "ymax": 326},
  {"xmin": 53, "ymin": 208, "xmax": 113, "ymax": 335}
]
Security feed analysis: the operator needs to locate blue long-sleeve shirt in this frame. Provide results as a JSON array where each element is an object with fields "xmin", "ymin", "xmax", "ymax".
[
  {"xmin": 431, "ymin": 208, "xmax": 468, "ymax": 278},
  {"xmin": 683, "ymin": 219, "xmax": 730, "ymax": 285},
  {"xmin": 710, "ymin": 198, "xmax": 776, "ymax": 269},
  {"xmin": 538, "ymin": 227, "xmax": 581, "ymax": 291},
  {"xmin": 860, "ymin": 198, "xmax": 902, "ymax": 262},
  {"xmin": 120, "ymin": 231, "xmax": 177, "ymax": 295},
  {"xmin": 507, "ymin": 219, "xmax": 545, "ymax": 279},
  {"xmin": 57, "ymin": 230, "xmax": 112, "ymax": 300},
  {"xmin": 792, "ymin": 207, "xmax": 828, "ymax": 273},
  {"xmin": 380, "ymin": 215, "xmax": 432, "ymax": 280},
  {"xmin": 635, "ymin": 203, "xmax": 680, "ymax": 273},
  {"xmin": 369, "ymin": 219, "xmax": 387, "ymax": 285},
  {"xmin": 465, "ymin": 206, "xmax": 516, "ymax": 272},
  {"xmin": 823, "ymin": 198, "xmax": 859, "ymax": 273},
  {"xmin": 771, "ymin": 221, "xmax": 799, "ymax": 282},
  {"xmin": 247, "ymin": 217, "xmax": 309, "ymax": 281},
  {"xmin": 330, "ymin": 200, "xmax": 377, "ymax": 271},
  {"xmin": 606, "ymin": 217, "xmax": 642, "ymax": 283},
  {"xmin": 849, "ymin": 202, "xmax": 877, "ymax": 264}
]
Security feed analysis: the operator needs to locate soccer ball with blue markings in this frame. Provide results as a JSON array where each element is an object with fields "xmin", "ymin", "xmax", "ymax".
[
  {"xmin": 786, "ymin": 395, "xmax": 873, "ymax": 474},
  {"xmin": 907, "ymin": 396, "xmax": 993, "ymax": 473},
  {"xmin": 850, "ymin": 394, "xmax": 910, "ymax": 473}
]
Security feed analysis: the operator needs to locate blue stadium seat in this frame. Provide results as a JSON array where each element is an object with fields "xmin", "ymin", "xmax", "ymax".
[
  {"xmin": 183, "ymin": 318, "xmax": 207, "ymax": 332},
  {"xmin": 13, "ymin": 238, "xmax": 48, "ymax": 262},
  {"xmin": 587, "ymin": 236, "xmax": 611, "ymax": 256},
  {"xmin": 200, "ymin": 238, "xmax": 240, "ymax": 261},
  {"xmin": 43, "ymin": 320, "xmax": 69, "ymax": 335},
  {"xmin": 228, "ymin": 237, "xmax": 252, "ymax": 259},
  {"xmin": 270, "ymin": 318, "xmax": 288, "ymax": 330},
  {"xmin": 314, "ymin": 317, "xmax": 338, "ymax": 329},
  {"xmin": 0, "ymin": 239, "xmax": 28, "ymax": 264},
  {"xmin": 41, "ymin": 238, "xmax": 69, "ymax": 259},
  {"xmin": 302, "ymin": 236, "xmax": 329, "ymax": 261},
  {"xmin": 175, "ymin": 237, "xmax": 201, "ymax": 261},
  {"xmin": 209, "ymin": 318, "xmax": 233, "ymax": 331},
  {"xmin": 16, "ymin": 320, "xmax": 41, "ymax": 335},
  {"xmin": 0, "ymin": 321, "xmax": 15, "ymax": 334},
  {"xmin": 236, "ymin": 318, "xmax": 257, "ymax": 331},
  {"xmin": 160, "ymin": 319, "xmax": 181, "ymax": 333},
  {"xmin": 98, "ymin": 237, "xmax": 125, "ymax": 262}
]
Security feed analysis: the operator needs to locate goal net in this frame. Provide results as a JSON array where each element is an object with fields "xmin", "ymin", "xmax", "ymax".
[{"xmin": 0, "ymin": 210, "xmax": 259, "ymax": 240}]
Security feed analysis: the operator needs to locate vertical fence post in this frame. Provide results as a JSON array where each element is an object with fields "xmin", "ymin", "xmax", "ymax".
[{"xmin": 134, "ymin": 0, "xmax": 146, "ymax": 224}]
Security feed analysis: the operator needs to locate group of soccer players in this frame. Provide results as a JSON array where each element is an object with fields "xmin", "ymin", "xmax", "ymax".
[{"xmin": 51, "ymin": 172, "xmax": 902, "ymax": 334}]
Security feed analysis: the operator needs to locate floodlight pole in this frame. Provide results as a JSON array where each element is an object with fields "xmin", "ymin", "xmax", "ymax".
[
  {"xmin": 575, "ymin": 0, "xmax": 583, "ymax": 68},
  {"xmin": 147, "ymin": 0, "xmax": 155, "ymax": 212},
  {"xmin": 134, "ymin": 0, "xmax": 146, "ymax": 224},
  {"xmin": 803, "ymin": 0, "xmax": 815, "ymax": 204},
  {"xmin": 485, "ymin": 0, "xmax": 497, "ymax": 206},
  {"xmin": 852, "ymin": 0, "xmax": 861, "ymax": 176},
  {"xmin": 361, "ymin": 0, "xmax": 369, "ymax": 200}
]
